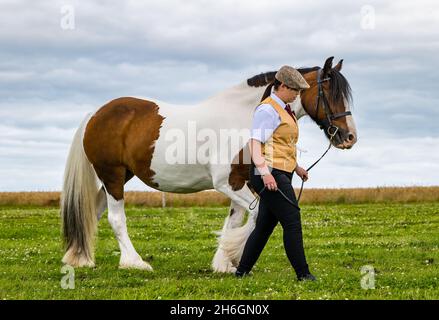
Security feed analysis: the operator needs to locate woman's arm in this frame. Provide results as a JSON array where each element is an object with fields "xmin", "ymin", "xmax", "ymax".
[
  {"xmin": 294, "ymin": 164, "xmax": 309, "ymax": 181},
  {"xmin": 249, "ymin": 138, "xmax": 278, "ymax": 191}
]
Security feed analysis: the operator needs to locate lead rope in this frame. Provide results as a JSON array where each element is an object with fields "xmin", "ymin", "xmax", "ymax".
[{"xmin": 249, "ymin": 128, "xmax": 337, "ymax": 211}]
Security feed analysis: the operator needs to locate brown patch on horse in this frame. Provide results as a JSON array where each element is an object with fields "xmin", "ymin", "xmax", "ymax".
[
  {"xmin": 301, "ymin": 68, "xmax": 352, "ymax": 122},
  {"xmin": 83, "ymin": 97, "xmax": 165, "ymax": 200},
  {"xmin": 228, "ymin": 144, "xmax": 252, "ymax": 191}
]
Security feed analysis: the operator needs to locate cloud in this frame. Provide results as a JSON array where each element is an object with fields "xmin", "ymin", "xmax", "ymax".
[
  {"xmin": 0, "ymin": 0, "xmax": 438, "ymax": 190},
  {"xmin": 294, "ymin": 121, "xmax": 439, "ymax": 188}
]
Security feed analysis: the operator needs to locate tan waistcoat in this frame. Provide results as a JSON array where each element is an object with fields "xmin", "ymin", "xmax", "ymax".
[{"xmin": 257, "ymin": 96, "xmax": 299, "ymax": 173}]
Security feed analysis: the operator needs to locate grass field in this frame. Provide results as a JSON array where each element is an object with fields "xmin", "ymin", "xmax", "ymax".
[{"xmin": 0, "ymin": 202, "xmax": 438, "ymax": 300}]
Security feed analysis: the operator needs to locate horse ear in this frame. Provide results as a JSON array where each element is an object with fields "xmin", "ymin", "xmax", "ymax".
[
  {"xmin": 334, "ymin": 59, "xmax": 343, "ymax": 72},
  {"xmin": 322, "ymin": 56, "xmax": 334, "ymax": 77}
]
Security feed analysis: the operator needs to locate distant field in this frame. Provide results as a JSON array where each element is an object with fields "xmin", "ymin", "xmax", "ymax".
[
  {"xmin": 1, "ymin": 186, "xmax": 439, "ymax": 207},
  {"xmin": 0, "ymin": 201, "xmax": 438, "ymax": 299}
]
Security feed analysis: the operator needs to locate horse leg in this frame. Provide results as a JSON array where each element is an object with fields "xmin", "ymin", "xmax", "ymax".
[
  {"xmin": 96, "ymin": 186, "xmax": 107, "ymax": 220},
  {"xmin": 211, "ymin": 182, "xmax": 259, "ymax": 273},
  {"xmin": 102, "ymin": 167, "xmax": 153, "ymax": 270},
  {"xmin": 212, "ymin": 200, "xmax": 247, "ymax": 273},
  {"xmin": 96, "ymin": 168, "xmax": 133, "ymax": 220}
]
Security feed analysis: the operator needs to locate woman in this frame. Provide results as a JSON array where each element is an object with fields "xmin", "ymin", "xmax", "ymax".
[{"xmin": 235, "ymin": 65, "xmax": 316, "ymax": 281}]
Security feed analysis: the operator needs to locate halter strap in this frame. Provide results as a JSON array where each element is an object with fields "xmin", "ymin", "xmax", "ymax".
[{"xmin": 315, "ymin": 69, "xmax": 352, "ymax": 128}]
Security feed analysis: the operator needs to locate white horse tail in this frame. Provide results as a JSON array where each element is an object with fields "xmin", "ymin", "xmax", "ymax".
[{"xmin": 61, "ymin": 113, "xmax": 99, "ymax": 267}]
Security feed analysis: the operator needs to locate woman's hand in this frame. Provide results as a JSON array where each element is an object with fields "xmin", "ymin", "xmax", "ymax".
[
  {"xmin": 295, "ymin": 165, "xmax": 309, "ymax": 182},
  {"xmin": 262, "ymin": 174, "xmax": 278, "ymax": 191}
]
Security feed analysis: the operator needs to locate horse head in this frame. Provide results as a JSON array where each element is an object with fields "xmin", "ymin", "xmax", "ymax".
[
  {"xmin": 299, "ymin": 57, "xmax": 357, "ymax": 149},
  {"xmin": 246, "ymin": 57, "xmax": 357, "ymax": 149}
]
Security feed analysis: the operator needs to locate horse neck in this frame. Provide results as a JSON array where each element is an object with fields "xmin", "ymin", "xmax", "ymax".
[
  {"xmin": 198, "ymin": 82, "xmax": 266, "ymax": 111},
  {"xmin": 291, "ymin": 95, "xmax": 308, "ymax": 120},
  {"xmin": 294, "ymin": 70, "xmax": 319, "ymax": 119},
  {"xmin": 197, "ymin": 81, "xmax": 308, "ymax": 121}
]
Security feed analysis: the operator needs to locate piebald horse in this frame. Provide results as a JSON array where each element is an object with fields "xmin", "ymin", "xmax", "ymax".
[{"xmin": 61, "ymin": 56, "xmax": 357, "ymax": 272}]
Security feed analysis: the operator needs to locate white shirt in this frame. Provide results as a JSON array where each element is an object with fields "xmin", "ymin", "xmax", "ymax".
[{"xmin": 251, "ymin": 90, "xmax": 289, "ymax": 143}]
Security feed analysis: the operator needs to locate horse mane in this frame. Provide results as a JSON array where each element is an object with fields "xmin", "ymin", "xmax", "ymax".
[
  {"xmin": 246, "ymin": 71, "xmax": 277, "ymax": 88},
  {"xmin": 246, "ymin": 66, "xmax": 352, "ymax": 105},
  {"xmin": 329, "ymin": 68, "xmax": 353, "ymax": 105},
  {"xmin": 246, "ymin": 67, "xmax": 319, "ymax": 88},
  {"xmin": 297, "ymin": 66, "xmax": 320, "ymax": 75}
]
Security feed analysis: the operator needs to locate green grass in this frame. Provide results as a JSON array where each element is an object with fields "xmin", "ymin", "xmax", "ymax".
[{"xmin": 0, "ymin": 203, "xmax": 438, "ymax": 300}]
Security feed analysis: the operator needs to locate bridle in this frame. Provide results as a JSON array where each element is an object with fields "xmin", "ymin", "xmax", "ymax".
[
  {"xmin": 314, "ymin": 68, "xmax": 352, "ymax": 137},
  {"xmin": 249, "ymin": 68, "xmax": 353, "ymax": 210},
  {"xmin": 296, "ymin": 69, "xmax": 353, "ymax": 201}
]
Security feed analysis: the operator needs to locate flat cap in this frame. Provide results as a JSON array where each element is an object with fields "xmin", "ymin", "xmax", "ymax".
[{"xmin": 275, "ymin": 65, "xmax": 310, "ymax": 90}]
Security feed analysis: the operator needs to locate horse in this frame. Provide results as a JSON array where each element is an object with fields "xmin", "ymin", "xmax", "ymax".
[{"xmin": 60, "ymin": 56, "xmax": 357, "ymax": 272}]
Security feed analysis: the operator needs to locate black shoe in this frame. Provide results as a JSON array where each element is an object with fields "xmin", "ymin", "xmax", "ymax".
[
  {"xmin": 297, "ymin": 273, "xmax": 316, "ymax": 282},
  {"xmin": 235, "ymin": 270, "xmax": 251, "ymax": 278}
]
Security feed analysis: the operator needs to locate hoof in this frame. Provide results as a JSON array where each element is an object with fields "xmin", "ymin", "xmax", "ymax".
[
  {"xmin": 62, "ymin": 250, "xmax": 95, "ymax": 268},
  {"xmin": 212, "ymin": 249, "xmax": 237, "ymax": 273},
  {"xmin": 119, "ymin": 257, "xmax": 153, "ymax": 271},
  {"xmin": 213, "ymin": 263, "xmax": 237, "ymax": 273}
]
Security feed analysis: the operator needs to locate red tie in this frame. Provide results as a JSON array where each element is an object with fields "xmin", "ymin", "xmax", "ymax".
[{"xmin": 285, "ymin": 104, "xmax": 296, "ymax": 119}]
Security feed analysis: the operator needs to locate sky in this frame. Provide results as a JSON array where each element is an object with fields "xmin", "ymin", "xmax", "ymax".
[{"xmin": 0, "ymin": 0, "xmax": 438, "ymax": 191}]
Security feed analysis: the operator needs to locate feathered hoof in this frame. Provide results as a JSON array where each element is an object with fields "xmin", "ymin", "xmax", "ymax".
[
  {"xmin": 62, "ymin": 250, "xmax": 95, "ymax": 268},
  {"xmin": 212, "ymin": 249, "xmax": 237, "ymax": 273},
  {"xmin": 119, "ymin": 257, "xmax": 153, "ymax": 271},
  {"xmin": 212, "ymin": 262, "xmax": 237, "ymax": 273}
]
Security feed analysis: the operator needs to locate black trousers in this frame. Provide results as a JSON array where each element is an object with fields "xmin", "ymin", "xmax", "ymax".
[{"xmin": 237, "ymin": 164, "xmax": 310, "ymax": 276}]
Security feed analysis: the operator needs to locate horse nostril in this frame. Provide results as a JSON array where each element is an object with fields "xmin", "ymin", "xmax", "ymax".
[{"xmin": 348, "ymin": 133, "xmax": 355, "ymax": 141}]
